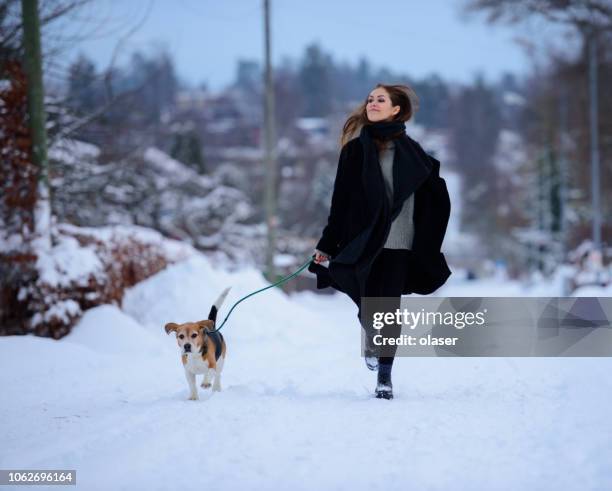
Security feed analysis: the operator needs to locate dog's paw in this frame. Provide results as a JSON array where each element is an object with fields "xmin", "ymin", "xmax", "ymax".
[
  {"xmin": 201, "ymin": 382, "xmax": 212, "ymax": 389},
  {"xmin": 188, "ymin": 394, "xmax": 199, "ymax": 401},
  {"xmin": 212, "ymin": 384, "xmax": 222, "ymax": 392}
]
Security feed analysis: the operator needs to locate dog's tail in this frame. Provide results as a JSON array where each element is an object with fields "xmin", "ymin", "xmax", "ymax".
[{"xmin": 208, "ymin": 286, "xmax": 232, "ymax": 324}]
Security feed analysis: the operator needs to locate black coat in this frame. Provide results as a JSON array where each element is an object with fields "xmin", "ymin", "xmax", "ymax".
[{"xmin": 307, "ymin": 133, "xmax": 452, "ymax": 310}]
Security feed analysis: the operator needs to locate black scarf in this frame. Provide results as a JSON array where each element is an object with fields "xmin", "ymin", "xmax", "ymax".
[
  {"xmin": 359, "ymin": 120, "xmax": 407, "ymax": 210},
  {"xmin": 362, "ymin": 120, "xmax": 406, "ymax": 142},
  {"xmin": 358, "ymin": 119, "xmax": 433, "ymax": 232}
]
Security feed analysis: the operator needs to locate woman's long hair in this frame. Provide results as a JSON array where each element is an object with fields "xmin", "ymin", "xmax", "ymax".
[{"xmin": 340, "ymin": 83, "xmax": 419, "ymax": 152}]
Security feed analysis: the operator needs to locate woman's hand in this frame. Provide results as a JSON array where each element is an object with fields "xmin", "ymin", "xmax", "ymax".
[{"xmin": 313, "ymin": 250, "xmax": 330, "ymax": 264}]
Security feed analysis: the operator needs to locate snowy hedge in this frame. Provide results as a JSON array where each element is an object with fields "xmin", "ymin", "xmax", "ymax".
[{"xmin": 2, "ymin": 223, "xmax": 194, "ymax": 339}]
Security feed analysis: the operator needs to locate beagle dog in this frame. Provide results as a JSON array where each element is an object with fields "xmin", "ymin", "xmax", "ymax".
[{"xmin": 165, "ymin": 287, "xmax": 231, "ymax": 400}]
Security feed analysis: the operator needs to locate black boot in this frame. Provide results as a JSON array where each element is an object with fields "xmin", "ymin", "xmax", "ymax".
[{"xmin": 375, "ymin": 358, "xmax": 393, "ymax": 400}]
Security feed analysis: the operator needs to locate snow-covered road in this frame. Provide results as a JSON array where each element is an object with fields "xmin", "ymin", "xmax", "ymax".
[{"xmin": 2, "ymin": 254, "xmax": 611, "ymax": 490}]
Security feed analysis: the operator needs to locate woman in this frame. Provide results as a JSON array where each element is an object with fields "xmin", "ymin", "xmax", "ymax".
[{"xmin": 308, "ymin": 83, "xmax": 452, "ymax": 400}]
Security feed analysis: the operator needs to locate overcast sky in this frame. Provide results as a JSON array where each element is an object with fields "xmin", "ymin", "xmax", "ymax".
[{"xmin": 56, "ymin": 0, "xmax": 571, "ymax": 92}]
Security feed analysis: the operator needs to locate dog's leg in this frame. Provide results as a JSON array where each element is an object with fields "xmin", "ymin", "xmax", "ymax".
[
  {"xmin": 185, "ymin": 369, "xmax": 199, "ymax": 400},
  {"xmin": 211, "ymin": 367, "xmax": 221, "ymax": 392},
  {"xmin": 212, "ymin": 356, "xmax": 224, "ymax": 392},
  {"xmin": 201, "ymin": 368, "xmax": 213, "ymax": 389},
  {"xmin": 213, "ymin": 356, "xmax": 225, "ymax": 392}
]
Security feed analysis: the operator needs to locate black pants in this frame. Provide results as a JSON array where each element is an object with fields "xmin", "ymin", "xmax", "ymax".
[{"xmin": 360, "ymin": 248, "xmax": 410, "ymax": 367}]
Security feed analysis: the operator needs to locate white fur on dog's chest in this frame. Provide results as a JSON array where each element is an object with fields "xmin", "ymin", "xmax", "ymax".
[{"xmin": 184, "ymin": 353, "xmax": 210, "ymax": 374}]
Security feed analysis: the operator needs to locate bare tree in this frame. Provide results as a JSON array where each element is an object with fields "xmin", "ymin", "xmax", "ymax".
[
  {"xmin": 464, "ymin": 0, "xmax": 612, "ymax": 272},
  {"xmin": 464, "ymin": 0, "xmax": 612, "ymax": 33}
]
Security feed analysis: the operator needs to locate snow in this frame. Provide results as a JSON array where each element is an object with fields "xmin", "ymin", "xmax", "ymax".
[
  {"xmin": 48, "ymin": 139, "xmax": 101, "ymax": 165},
  {"xmin": 36, "ymin": 235, "xmax": 103, "ymax": 288},
  {"xmin": 274, "ymin": 253, "xmax": 297, "ymax": 267},
  {"xmin": 144, "ymin": 147, "xmax": 213, "ymax": 186},
  {"xmin": 32, "ymin": 223, "xmax": 194, "ymax": 291},
  {"xmin": 20, "ymin": 222, "xmax": 197, "ymax": 331},
  {"xmin": 493, "ymin": 129, "xmax": 527, "ymax": 172},
  {"xmin": 68, "ymin": 305, "xmax": 165, "ymax": 356},
  {"xmin": 573, "ymin": 282, "xmax": 612, "ymax": 297},
  {"xmin": 1, "ymin": 251, "xmax": 612, "ymax": 490},
  {"xmin": 57, "ymin": 223, "xmax": 196, "ymax": 264},
  {"xmin": 0, "ymin": 231, "xmax": 25, "ymax": 250},
  {"xmin": 31, "ymin": 299, "xmax": 81, "ymax": 327}
]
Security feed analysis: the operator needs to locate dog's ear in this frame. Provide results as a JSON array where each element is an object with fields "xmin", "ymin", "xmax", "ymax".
[
  {"xmin": 197, "ymin": 320, "xmax": 214, "ymax": 335},
  {"xmin": 165, "ymin": 322, "xmax": 179, "ymax": 335}
]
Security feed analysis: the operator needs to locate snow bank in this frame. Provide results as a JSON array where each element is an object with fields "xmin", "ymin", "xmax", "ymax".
[
  {"xmin": 10, "ymin": 223, "xmax": 196, "ymax": 339},
  {"xmin": 65, "ymin": 304, "xmax": 166, "ymax": 356},
  {"xmin": 35, "ymin": 234, "xmax": 104, "ymax": 288}
]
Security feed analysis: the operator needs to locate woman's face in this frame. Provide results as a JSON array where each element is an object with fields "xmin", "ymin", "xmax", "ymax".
[{"xmin": 366, "ymin": 88, "xmax": 400, "ymax": 122}]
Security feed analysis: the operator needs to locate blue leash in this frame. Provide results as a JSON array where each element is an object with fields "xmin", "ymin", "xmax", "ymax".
[{"xmin": 208, "ymin": 255, "xmax": 316, "ymax": 334}]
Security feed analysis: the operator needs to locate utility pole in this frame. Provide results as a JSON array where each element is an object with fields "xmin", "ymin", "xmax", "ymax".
[
  {"xmin": 262, "ymin": 0, "xmax": 278, "ymax": 282},
  {"xmin": 21, "ymin": 0, "xmax": 51, "ymax": 251},
  {"xmin": 588, "ymin": 28, "xmax": 601, "ymax": 255},
  {"xmin": 558, "ymin": 86, "xmax": 569, "ymax": 261}
]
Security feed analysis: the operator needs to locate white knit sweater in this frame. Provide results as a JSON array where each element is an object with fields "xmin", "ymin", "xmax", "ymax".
[{"xmin": 379, "ymin": 140, "xmax": 415, "ymax": 249}]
